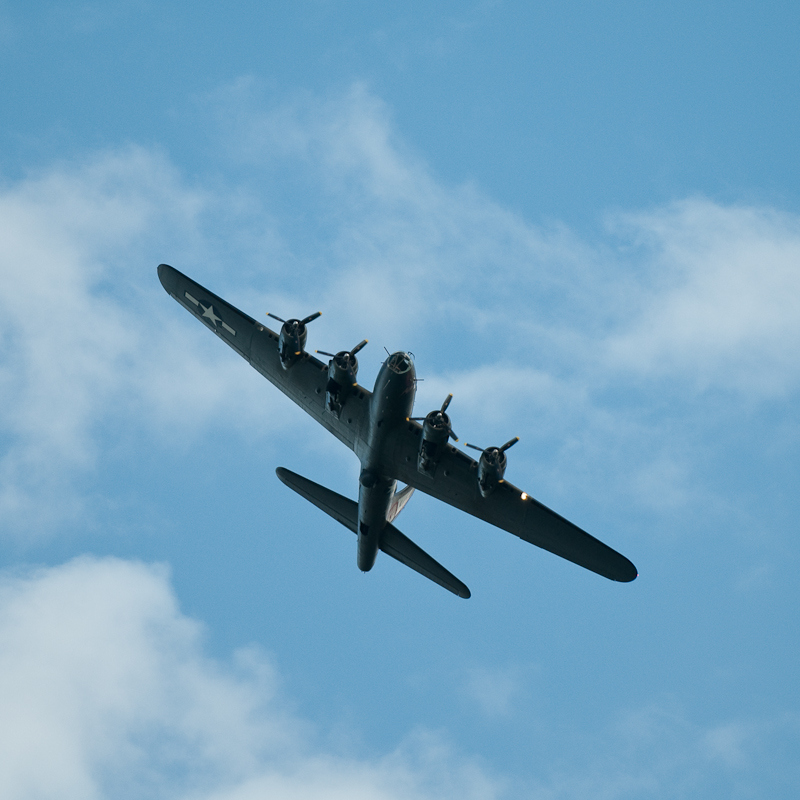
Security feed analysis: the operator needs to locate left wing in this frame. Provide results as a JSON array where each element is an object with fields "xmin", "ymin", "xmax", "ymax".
[
  {"xmin": 157, "ymin": 264, "xmax": 371, "ymax": 452},
  {"xmin": 382, "ymin": 422, "xmax": 638, "ymax": 582}
]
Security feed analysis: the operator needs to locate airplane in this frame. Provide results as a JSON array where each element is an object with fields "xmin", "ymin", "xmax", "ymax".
[{"xmin": 158, "ymin": 264, "xmax": 637, "ymax": 598}]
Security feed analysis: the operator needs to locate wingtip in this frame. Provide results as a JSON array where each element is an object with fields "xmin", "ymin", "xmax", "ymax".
[{"xmin": 157, "ymin": 263, "xmax": 176, "ymax": 293}]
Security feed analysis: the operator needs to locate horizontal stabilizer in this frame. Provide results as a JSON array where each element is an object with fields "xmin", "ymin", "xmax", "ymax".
[
  {"xmin": 379, "ymin": 525, "xmax": 470, "ymax": 598},
  {"xmin": 276, "ymin": 467, "xmax": 359, "ymax": 533},
  {"xmin": 276, "ymin": 468, "xmax": 470, "ymax": 598}
]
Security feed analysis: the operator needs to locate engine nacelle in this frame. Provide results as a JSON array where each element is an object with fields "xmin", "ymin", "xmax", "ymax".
[
  {"xmin": 417, "ymin": 409, "xmax": 452, "ymax": 476},
  {"xmin": 475, "ymin": 448, "xmax": 507, "ymax": 497},
  {"xmin": 318, "ymin": 339, "xmax": 368, "ymax": 417},
  {"xmin": 466, "ymin": 437, "xmax": 519, "ymax": 498},
  {"xmin": 267, "ymin": 311, "xmax": 321, "ymax": 371},
  {"xmin": 325, "ymin": 351, "xmax": 359, "ymax": 416},
  {"xmin": 278, "ymin": 320, "xmax": 306, "ymax": 369},
  {"xmin": 414, "ymin": 393, "xmax": 457, "ymax": 477}
]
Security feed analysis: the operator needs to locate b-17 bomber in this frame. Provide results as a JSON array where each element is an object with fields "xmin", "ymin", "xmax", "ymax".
[{"xmin": 158, "ymin": 264, "xmax": 637, "ymax": 598}]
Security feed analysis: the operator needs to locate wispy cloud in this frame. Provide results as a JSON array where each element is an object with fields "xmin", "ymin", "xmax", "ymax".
[
  {"xmin": 2, "ymin": 83, "xmax": 797, "ymax": 536},
  {"xmin": 462, "ymin": 664, "xmax": 530, "ymax": 718},
  {"xmin": 213, "ymin": 81, "xmax": 800, "ymax": 400},
  {"xmin": 519, "ymin": 703, "xmax": 798, "ymax": 799}
]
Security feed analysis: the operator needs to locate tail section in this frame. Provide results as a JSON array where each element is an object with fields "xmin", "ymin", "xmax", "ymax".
[{"xmin": 275, "ymin": 468, "xmax": 470, "ymax": 598}]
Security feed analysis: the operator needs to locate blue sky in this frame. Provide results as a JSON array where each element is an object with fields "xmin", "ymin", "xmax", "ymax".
[{"xmin": 1, "ymin": 2, "xmax": 799, "ymax": 798}]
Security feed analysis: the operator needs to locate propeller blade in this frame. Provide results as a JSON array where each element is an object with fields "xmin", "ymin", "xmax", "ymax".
[
  {"xmin": 500, "ymin": 436, "xmax": 520, "ymax": 452},
  {"xmin": 465, "ymin": 443, "xmax": 483, "ymax": 452},
  {"xmin": 315, "ymin": 350, "xmax": 336, "ymax": 358},
  {"xmin": 266, "ymin": 312, "xmax": 285, "ymax": 323},
  {"xmin": 440, "ymin": 393, "xmax": 453, "ymax": 414},
  {"xmin": 351, "ymin": 339, "xmax": 368, "ymax": 356},
  {"xmin": 449, "ymin": 430, "xmax": 459, "ymax": 442},
  {"xmin": 301, "ymin": 311, "xmax": 322, "ymax": 325}
]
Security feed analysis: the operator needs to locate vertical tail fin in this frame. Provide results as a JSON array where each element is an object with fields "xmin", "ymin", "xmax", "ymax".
[{"xmin": 387, "ymin": 483, "xmax": 415, "ymax": 523}]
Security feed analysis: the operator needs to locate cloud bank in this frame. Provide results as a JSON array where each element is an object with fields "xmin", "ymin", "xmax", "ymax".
[
  {"xmin": 0, "ymin": 557, "xmax": 502, "ymax": 800},
  {"xmin": 1, "ymin": 557, "xmax": 793, "ymax": 800}
]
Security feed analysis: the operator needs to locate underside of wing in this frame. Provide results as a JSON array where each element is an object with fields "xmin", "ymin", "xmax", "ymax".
[
  {"xmin": 157, "ymin": 264, "xmax": 370, "ymax": 452},
  {"xmin": 276, "ymin": 468, "xmax": 470, "ymax": 598},
  {"xmin": 384, "ymin": 423, "xmax": 637, "ymax": 582}
]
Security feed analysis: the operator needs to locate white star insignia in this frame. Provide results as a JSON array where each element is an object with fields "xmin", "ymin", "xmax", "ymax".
[{"xmin": 199, "ymin": 302, "xmax": 221, "ymax": 327}]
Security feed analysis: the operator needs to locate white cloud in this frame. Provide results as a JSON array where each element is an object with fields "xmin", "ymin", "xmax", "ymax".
[
  {"xmin": 3, "ymin": 556, "xmax": 787, "ymax": 800},
  {"xmin": 0, "ymin": 148, "xmax": 290, "ymax": 534},
  {"xmin": 603, "ymin": 199, "xmax": 800, "ymax": 396},
  {"xmin": 0, "ymin": 557, "xmax": 501, "ymax": 800}
]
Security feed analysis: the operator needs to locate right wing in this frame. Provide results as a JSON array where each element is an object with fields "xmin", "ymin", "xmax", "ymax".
[
  {"xmin": 383, "ymin": 422, "xmax": 637, "ymax": 583},
  {"xmin": 157, "ymin": 264, "xmax": 371, "ymax": 453}
]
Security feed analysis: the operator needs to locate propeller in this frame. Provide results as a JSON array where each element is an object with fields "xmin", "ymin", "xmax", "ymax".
[
  {"xmin": 316, "ymin": 339, "xmax": 368, "ymax": 363},
  {"xmin": 464, "ymin": 437, "xmax": 519, "ymax": 496},
  {"xmin": 316, "ymin": 339, "xmax": 368, "ymax": 391},
  {"xmin": 465, "ymin": 436, "xmax": 519, "ymax": 455},
  {"xmin": 266, "ymin": 310, "xmax": 321, "ymax": 329},
  {"xmin": 411, "ymin": 393, "xmax": 459, "ymax": 441}
]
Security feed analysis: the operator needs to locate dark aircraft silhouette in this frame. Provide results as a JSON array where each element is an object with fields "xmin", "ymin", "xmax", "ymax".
[{"xmin": 158, "ymin": 265, "xmax": 637, "ymax": 597}]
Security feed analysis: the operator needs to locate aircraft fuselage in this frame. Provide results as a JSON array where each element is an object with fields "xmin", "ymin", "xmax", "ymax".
[{"xmin": 355, "ymin": 351, "xmax": 416, "ymax": 570}]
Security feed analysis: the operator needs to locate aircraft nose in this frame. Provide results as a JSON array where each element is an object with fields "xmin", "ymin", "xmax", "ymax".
[{"xmin": 386, "ymin": 351, "xmax": 414, "ymax": 374}]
